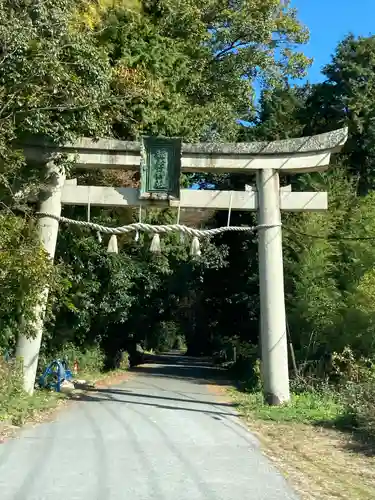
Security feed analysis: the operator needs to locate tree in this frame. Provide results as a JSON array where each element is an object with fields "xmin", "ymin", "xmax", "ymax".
[
  {"xmin": 303, "ymin": 35, "xmax": 375, "ymax": 193},
  {"xmin": 90, "ymin": 0, "xmax": 310, "ymax": 141},
  {"xmin": 0, "ymin": 214, "xmax": 54, "ymax": 350},
  {"xmin": 0, "ymin": 0, "xmax": 112, "ymax": 208},
  {"xmin": 233, "ymin": 33, "xmax": 375, "ymax": 370},
  {"xmin": 0, "ymin": 0, "xmax": 113, "ymax": 351},
  {"xmin": 241, "ymin": 84, "xmax": 312, "ymax": 141},
  {"xmin": 39, "ymin": 0, "xmax": 312, "ymax": 361}
]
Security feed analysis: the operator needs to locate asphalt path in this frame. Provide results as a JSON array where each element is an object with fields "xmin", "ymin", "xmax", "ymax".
[{"xmin": 0, "ymin": 353, "xmax": 298, "ymax": 500}]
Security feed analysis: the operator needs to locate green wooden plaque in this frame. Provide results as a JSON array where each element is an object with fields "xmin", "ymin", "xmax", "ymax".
[{"xmin": 139, "ymin": 136, "xmax": 181, "ymax": 200}]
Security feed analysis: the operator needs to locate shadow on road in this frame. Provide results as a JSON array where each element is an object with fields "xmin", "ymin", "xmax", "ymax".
[
  {"xmin": 89, "ymin": 388, "xmax": 234, "ymax": 407},
  {"xmin": 71, "ymin": 352, "xmax": 239, "ymax": 418},
  {"xmin": 75, "ymin": 391, "xmax": 238, "ymax": 417},
  {"xmin": 131, "ymin": 351, "xmax": 231, "ymax": 386}
]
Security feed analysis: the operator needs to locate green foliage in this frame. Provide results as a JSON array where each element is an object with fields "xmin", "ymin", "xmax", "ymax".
[
  {"xmin": 44, "ymin": 204, "xmax": 229, "ymax": 364},
  {"xmin": 340, "ymin": 379, "xmax": 375, "ymax": 439},
  {"xmin": 49, "ymin": 342, "xmax": 106, "ymax": 374},
  {"xmin": 0, "ymin": 358, "xmax": 24, "ymax": 411},
  {"xmin": 0, "ymin": 0, "xmax": 113, "ymax": 208},
  {"xmin": 94, "ymin": 0, "xmax": 310, "ymax": 141},
  {"xmin": 117, "ymin": 350, "xmax": 131, "ymax": 370},
  {"xmin": 0, "ymin": 0, "xmax": 115, "ymax": 360},
  {"xmin": 146, "ymin": 320, "xmax": 184, "ymax": 352},
  {"xmin": 43, "ymin": 220, "xmax": 141, "ymax": 360},
  {"xmin": 282, "ymin": 171, "xmax": 375, "ymax": 364},
  {"xmin": 241, "ymin": 84, "xmax": 312, "ymax": 141},
  {"xmin": 229, "ymin": 346, "xmax": 375, "ymax": 439},
  {"xmin": 0, "ymin": 0, "xmax": 311, "ymax": 366},
  {"xmin": 303, "ymin": 35, "xmax": 375, "ymax": 194},
  {"xmin": 236, "ymin": 34, "xmax": 375, "ymax": 378},
  {"xmin": 219, "ymin": 338, "xmax": 262, "ymax": 389},
  {"xmin": 0, "ymin": 214, "xmax": 54, "ymax": 350},
  {"xmin": 217, "ymin": 33, "xmax": 375, "ymax": 447}
]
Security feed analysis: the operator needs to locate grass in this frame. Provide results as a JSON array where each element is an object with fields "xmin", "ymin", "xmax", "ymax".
[
  {"xmin": 0, "ymin": 389, "xmax": 65, "ymax": 427},
  {"xmin": 228, "ymin": 387, "xmax": 375, "ymax": 500},
  {"xmin": 229, "ymin": 388, "xmax": 343, "ymax": 424},
  {"xmin": 0, "ymin": 350, "xmax": 130, "ymax": 438}
]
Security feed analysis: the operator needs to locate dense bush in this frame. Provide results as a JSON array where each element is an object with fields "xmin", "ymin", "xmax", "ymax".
[
  {"xmin": 51, "ymin": 343, "xmax": 106, "ymax": 374},
  {"xmin": 149, "ymin": 321, "xmax": 183, "ymax": 353},
  {"xmin": 333, "ymin": 353, "xmax": 375, "ymax": 440},
  {"xmin": 233, "ymin": 345, "xmax": 375, "ymax": 441},
  {"xmin": 0, "ymin": 215, "xmax": 53, "ymax": 351}
]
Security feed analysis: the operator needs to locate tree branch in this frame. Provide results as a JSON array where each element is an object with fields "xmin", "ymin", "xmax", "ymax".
[{"xmin": 214, "ymin": 39, "xmax": 245, "ymax": 60}]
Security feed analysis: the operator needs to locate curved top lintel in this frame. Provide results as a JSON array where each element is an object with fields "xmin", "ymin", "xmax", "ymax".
[
  {"xmin": 22, "ymin": 127, "xmax": 348, "ymax": 158},
  {"xmin": 69, "ymin": 127, "xmax": 348, "ymax": 156},
  {"xmin": 20, "ymin": 128, "xmax": 348, "ymax": 178},
  {"xmin": 182, "ymin": 127, "xmax": 348, "ymax": 156}
]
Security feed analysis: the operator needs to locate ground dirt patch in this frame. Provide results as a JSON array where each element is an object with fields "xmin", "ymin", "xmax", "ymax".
[
  {"xmin": 94, "ymin": 370, "xmax": 131, "ymax": 388},
  {"xmin": 220, "ymin": 385, "xmax": 375, "ymax": 500},
  {"xmin": 247, "ymin": 419, "xmax": 375, "ymax": 500}
]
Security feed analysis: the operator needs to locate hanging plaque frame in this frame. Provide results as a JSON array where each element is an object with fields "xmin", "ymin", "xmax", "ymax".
[{"xmin": 139, "ymin": 136, "xmax": 181, "ymax": 201}]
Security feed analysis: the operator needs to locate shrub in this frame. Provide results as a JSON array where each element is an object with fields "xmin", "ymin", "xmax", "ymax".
[
  {"xmin": 339, "ymin": 378, "xmax": 375, "ymax": 439},
  {"xmin": 226, "ymin": 340, "xmax": 262, "ymax": 390},
  {"xmin": 115, "ymin": 350, "xmax": 130, "ymax": 370},
  {"xmin": 48, "ymin": 343, "xmax": 105, "ymax": 374},
  {"xmin": 0, "ymin": 357, "xmax": 24, "ymax": 420},
  {"xmin": 149, "ymin": 321, "xmax": 181, "ymax": 353},
  {"xmin": 0, "ymin": 214, "xmax": 53, "ymax": 351},
  {"xmin": 173, "ymin": 335, "xmax": 186, "ymax": 351}
]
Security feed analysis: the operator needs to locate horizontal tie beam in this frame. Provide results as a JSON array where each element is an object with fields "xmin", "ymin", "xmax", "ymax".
[{"xmin": 60, "ymin": 185, "xmax": 328, "ymax": 212}]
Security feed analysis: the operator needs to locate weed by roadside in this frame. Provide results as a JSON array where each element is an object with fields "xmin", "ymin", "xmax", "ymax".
[
  {"xmin": 1, "ymin": 389, "xmax": 64, "ymax": 428},
  {"xmin": 0, "ymin": 357, "xmax": 65, "ymax": 428},
  {"xmin": 230, "ymin": 387, "xmax": 343, "ymax": 424}
]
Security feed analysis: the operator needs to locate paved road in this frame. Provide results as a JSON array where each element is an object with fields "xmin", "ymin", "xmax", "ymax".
[{"xmin": 0, "ymin": 353, "xmax": 298, "ymax": 500}]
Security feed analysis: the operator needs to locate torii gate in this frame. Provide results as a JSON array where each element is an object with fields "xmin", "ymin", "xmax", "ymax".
[{"xmin": 17, "ymin": 128, "xmax": 348, "ymax": 404}]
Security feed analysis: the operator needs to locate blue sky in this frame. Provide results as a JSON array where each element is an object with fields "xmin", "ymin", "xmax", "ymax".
[{"xmin": 293, "ymin": 0, "xmax": 374, "ymax": 83}]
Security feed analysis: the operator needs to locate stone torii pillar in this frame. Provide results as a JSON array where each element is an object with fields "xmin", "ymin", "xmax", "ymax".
[
  {"xmin": 16, "ymin": 162, "xmax": 66, "ymax": 394},
  {"xmin": 257, "ymin": 168, "xmax": 289, "ymax": 404},
  {"xmin": 21, "ymin": 128, "xmax": 348, "ymax": 402}
]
